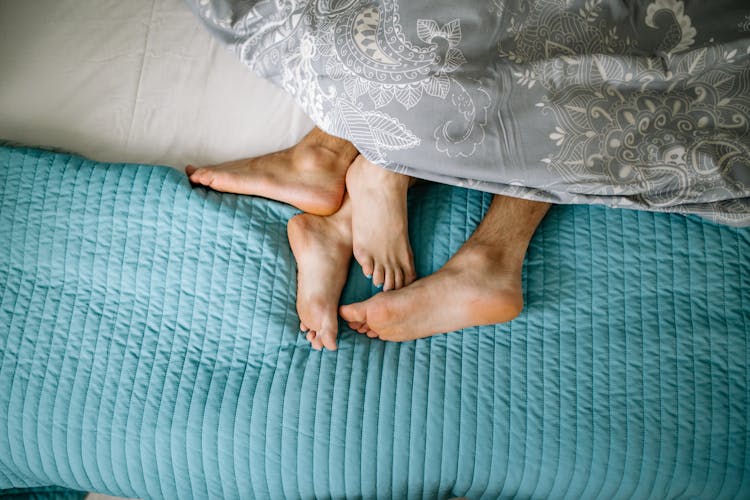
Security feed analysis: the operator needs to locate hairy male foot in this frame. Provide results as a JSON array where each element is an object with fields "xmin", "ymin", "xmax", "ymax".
[
  {"xmin": 186, "ymin": 127, "xmax": 358, "ymax": 216},
  {"xmin": 339, "ymin": 245, "xmax": 524, "ymax": 341},
  {"xmin": 345, "ymin": 155, "xmax": 416, "ymax": 291},
  {"xmin": 340, "ymin": 195, "xmax": 551, "ymax": 341},
  {"xmin": 287, "ymin": 195, "xmax": 353, "ymax": 351}
]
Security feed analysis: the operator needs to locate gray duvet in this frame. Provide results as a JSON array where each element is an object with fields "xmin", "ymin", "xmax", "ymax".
[{"xmin": 187, "ymin": 0, "xmax": 750, "ymax": 226}]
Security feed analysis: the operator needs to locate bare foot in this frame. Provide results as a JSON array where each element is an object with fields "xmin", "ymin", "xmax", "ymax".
[
  {"xmin": 340, "ymin": 194, "xmax": 551, "ymax": 341},
  {"xmin": 186, "ymin": 127, "xmax": 358, "ymax": 216},
  {"xmin": 345, "ymin": 155, "xmax": 416, "ymax": 291},
  {"xmin": 287, "ymin": 195, "xmax": 353, "ymax": 350},
  {"xmin": 339, "ymin": 244, "xmax": 524, "ymax": 342}
]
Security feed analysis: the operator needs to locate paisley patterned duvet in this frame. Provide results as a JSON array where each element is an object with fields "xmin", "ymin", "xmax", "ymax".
[
  {"xmin": 188, "ymin": 0, "xmax": 750, "ymax": 226},
  {"xmin": 1, "ymin": 146, "xmax": 749, "ymax": 498}
]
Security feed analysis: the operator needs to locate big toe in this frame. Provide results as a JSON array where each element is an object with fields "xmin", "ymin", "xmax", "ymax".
[
  {"xmin": 353, "ymin": 248, "xmax": 374, "ymax": 278},
  {"xmin": 340, "ymin": 302, "xmax": 367, "ymax": 323},
  {"xmin": 318, "ymin": 329, "xmax": 338, "ymax": 351},
  {"xmin": 187, "ymin": 166, "xmax": 213, "ymax": 185}
]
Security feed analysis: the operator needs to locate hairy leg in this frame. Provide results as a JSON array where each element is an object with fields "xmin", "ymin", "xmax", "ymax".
[
  {"xmin": 340, "ymin": 195, "xmax": 551, "ymax": 341},
  {"xmin": 186, "ymin": 127, "xmax": 358, "ymax": 216},
  {"xmin": 345, "ymin": 155, "xmax": 416, "ymax": 291},
  {"xmin": 287, "ymin": 195, "xmax": 353, "ymax": 351}
]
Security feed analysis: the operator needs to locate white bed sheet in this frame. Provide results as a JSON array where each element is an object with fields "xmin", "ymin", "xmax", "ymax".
[{"xmin": 0, "ymin": 0, "xmax": 313, "ymax": 169}]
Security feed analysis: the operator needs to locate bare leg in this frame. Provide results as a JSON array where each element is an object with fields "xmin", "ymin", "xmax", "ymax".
[
  {"xmin": 345, "ymin": 155, "xmax": 416, "ymax": 291},
  {"xmin": 186, "ymin": 127, "xmax": 358, "ymax": 216},
  {"xmin": 287, "ymin": 195, "xmax": 353, "ymax": 351},
  {"xmin": 340, "ymin": 195, "xmax": 551, "ymax": 342}
]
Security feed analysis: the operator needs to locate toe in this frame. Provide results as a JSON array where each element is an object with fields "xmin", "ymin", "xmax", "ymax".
[
  {"xmin": 319, "ymin": 330, "xmax": 338, "ymax": 351},
  {"xmin": 404, "ymin": 266, "xmax": 417, "ymax": 286},
  {"xmin": 188, "ymin": 168, "xmax": 210, "ymax": 185},
  {"xmin": 346, "ymin": 320, "xmax": 370, "ymax": 334},
  {"xmin": 350, "ymin": 321, "xmax": 368, "ymax": 334},
  {"xmin": 340, "ymin": 302, "xmax": 366, "ymax": 323},
  {"xmin": 185, "ymin": 164, "xmax": 197, "ymax": 176},
  {"xmin": 356, "ymin": 324, "xmax": 369, "ymax": 334},
  {"xmin": 372, "ymin": 264, "xmax": 385, "ymax": 288},
  {"xmin": 366, "ymin": 330, "xmax": 379, "ymax": 339},
  {"xmin": 383, "ymin": 269, "xmax": 394, "ymax": 292},
  {"xmin": 308, "ymin": 331, "xmax": 324, "ymax": 351},
  {"xmin": 353, "ymin": 248, "xmax": 374, "ymax": 278},
  {"xmin": 300, "ymin": 321, "xmax": 309, "ymax": 332},
  {"xmin": 393, "ymin": 268, "xmax": 404, "ymax": 290},
  {"xmin": 362, "ymin": 261, "xmax": 374, "ymax": 279}
]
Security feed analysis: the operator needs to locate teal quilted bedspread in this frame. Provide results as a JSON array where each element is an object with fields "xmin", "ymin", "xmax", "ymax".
[{"xmin": 1, "ymin": 146, "xmax": 748, "ymax": 499}]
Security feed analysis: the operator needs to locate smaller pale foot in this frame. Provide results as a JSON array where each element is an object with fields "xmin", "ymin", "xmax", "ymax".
[
  {"xmin": 345, "ymin": 155, "xmax": 416, "ymax": 291},
  {"xmin": 287, "ymin": 196, "xmax": 353, "ymax": 350}
]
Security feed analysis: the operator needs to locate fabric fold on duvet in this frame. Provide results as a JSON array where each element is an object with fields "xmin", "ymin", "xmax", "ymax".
[{"xmin": 187, "ymin": 0, "xmax": 750, "ymax": 226}]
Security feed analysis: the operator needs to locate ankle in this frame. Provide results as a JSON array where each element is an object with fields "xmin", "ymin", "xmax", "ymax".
[
  {"xmin": 375, "ymin": 165, "xmax": 410, "ymax": 188},
  {"xmin": 303, "ymin": 127, "xmax": 357, "ymax": 158},
  {"xmin": 291, "ymin": 144, "xmax": 340, "ymax": 173},
  {"xmin": 352, "ymin": 157, "xmax": 410, "ymax": 190},
  {"xmin": 450, "ymin": 242, "xmax": 524, "ymax": 278}
]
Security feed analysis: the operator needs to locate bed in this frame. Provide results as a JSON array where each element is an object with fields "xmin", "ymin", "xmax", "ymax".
[{"xmin": 1, "ymin": 1, "xmax": 749, "ymax": 499}]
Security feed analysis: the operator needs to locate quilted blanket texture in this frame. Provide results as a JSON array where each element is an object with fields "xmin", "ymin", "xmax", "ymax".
[
  {"xmin": 0, "ymin": 146, "xmax": 749, "ymax": 498},
  {"xmin": 187, "ymin": 0, "xmax": 750, "ymax": 225}
]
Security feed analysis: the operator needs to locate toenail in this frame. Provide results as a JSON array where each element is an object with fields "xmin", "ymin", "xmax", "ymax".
[{"xmin": 366, "ymin": 274, "xmax": 372, "ymax": 279}]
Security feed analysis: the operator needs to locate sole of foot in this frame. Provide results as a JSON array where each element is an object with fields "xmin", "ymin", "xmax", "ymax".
[{"xmin": 287, "ymin": 204, "xmax": 353, "ymax": 351}]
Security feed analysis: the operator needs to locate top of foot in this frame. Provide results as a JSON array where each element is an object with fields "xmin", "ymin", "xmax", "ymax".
[
  {"xmin": 186, "ymin": 127, "xmax": 357, "ymax": 216},
  {"xmin": 345, "ymin": 155, "xmax": 416, "ymax": 291}
]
